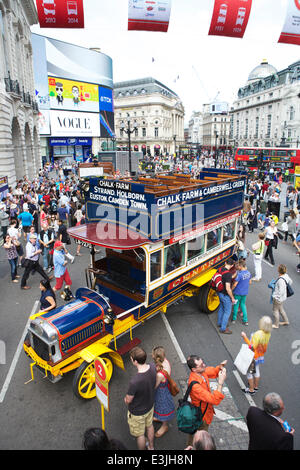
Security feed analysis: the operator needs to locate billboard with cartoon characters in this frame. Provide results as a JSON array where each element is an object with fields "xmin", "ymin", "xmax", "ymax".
[{"xmin": 48, "ymin": 77, "xmax": 100, "ymax": 112}]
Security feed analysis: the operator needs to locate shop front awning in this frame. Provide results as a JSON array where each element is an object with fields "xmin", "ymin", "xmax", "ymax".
[{"xmin": 67, "ymin": 223, "xmax": 150, "ymax": 250}]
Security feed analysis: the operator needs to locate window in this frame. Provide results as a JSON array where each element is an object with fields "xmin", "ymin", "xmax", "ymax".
[
  {"xmin": 150, "ymin": 250, "xmax": 161, "ymax": 282},
  {"xmin": 266, "ymin": 115, "xmax": 272, "ymax": 137},
  {"xmin": 206, "ymin": 228, "xmax": 222, "ymax": 252},
  {"xmin": 289, "ymin": 106, "xmax": 295, "ymax": 120},
  {"xmin": 223, "ymin": 222, "xmax": 236, "ymax": 243},
  {"xmin": 142, "ymin": 128, "xmax": 146, "ymax": 137},
  {"xmin": 187, "ymin": 236, "xmax": 205, "ymax": 262},
  {"xmin": 164, "ymin": 243, "xmax": 185, "ymax": 274},
  {"xmin": 154, "ymin": 127, "xmax": 159, "ymax": 137}
]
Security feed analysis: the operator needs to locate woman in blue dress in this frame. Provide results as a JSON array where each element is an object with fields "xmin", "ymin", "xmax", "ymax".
[{"xmin": 152, "ymin": 346, "xmax": 175, "ymax": 438}]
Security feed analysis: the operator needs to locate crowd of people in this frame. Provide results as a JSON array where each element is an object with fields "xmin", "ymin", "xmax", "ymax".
[
  {"xmin": 1, "ymin": 164, "xmax": 86, "ymax": 302},
  {"xmin": 0, "ymin": 157, "xmax": 298, "ymax": 451}
]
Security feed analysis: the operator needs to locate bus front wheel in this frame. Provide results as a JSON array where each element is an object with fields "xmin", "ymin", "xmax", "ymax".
[{"xmin": 198, "ymin": 284, "xmax": 219, "ymax": 314}]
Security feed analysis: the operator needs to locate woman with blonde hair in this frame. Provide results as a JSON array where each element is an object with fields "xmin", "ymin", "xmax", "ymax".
[
  {"xmin": 152, "ymin": 346, "xmax": 175, "ymax": 438},
  {"xmin": 241, "ymin": 316, "xmax": 272, "ymax": 395}
]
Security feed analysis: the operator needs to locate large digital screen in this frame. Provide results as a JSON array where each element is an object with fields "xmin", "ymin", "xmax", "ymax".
[
  {"xmin": 99, "ymin": 86, "xmax": 115, "ymax": 138},
  {"xmin": 49, "ymin": 77, "xmax": 100, "ymax": 112}
]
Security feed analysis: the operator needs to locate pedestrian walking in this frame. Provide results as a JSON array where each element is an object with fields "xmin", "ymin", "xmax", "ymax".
[
  {"xmin": 264, "ymin": 220, "xmax": 277, "ymax": 265},
  {"xmin": 3, "ymin": 234, "xmax": 20, "ymax": 283},
  {"xmin": 124, "ymin": 347, "xmax": 156, "ymax": 450},
  {"xmin": 52, "ymin": 240, "xmax": 73, "ymax": 298},
  {"xmin": 17, "ymin": 206, "xmax": 33, "ymax": 240},
  {"xmin": 232, "ymin": 259, "xmax": 252, "ymax": 326},
  {"xmin": 39, "ymin": 222, "xmax": 55, "ymax": 272},
  {"xmin": 283, "ymin": 210, "xmax": 297, "ymax": 243},
  {"xmin": 217, "ymin": 258, "xmax": 237, "ymax": 334},
  {"xmin": 185, "ymin": 355, "xmax": 227, "ymax": 446},
  {"xmin": 57, "ymin": 219, "xmax": 75, "ymax": 263},
  {"xmin": 241, "ymin": 315, "xmax": 272, "ymax": 395},
  {"xmin": 246, "ymin": 393, "xmax": 294, "ymax": 450},
  {"xmin": 152, "ymin": 346, "xmax": 175, "ymax": 438},
  {"xmin": 20, "ymin": 233, "xmax": 53, "ymax": 290},
  {"xmin": 252, "ymin": 232, "xmax": 265, "ymax": 282},
  {"xmin": 271, "ymin": 264, "xmax": 293, "ymax": 329}
]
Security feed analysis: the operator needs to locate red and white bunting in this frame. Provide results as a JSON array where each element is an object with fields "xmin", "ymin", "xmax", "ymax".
[
  {"xmin": 36, "ymin": 0, "xmax": 84, "ymax": 28},
  {"xmin": 128, "ymin": 0, "xmax": 172, "ymax": 32},
  {"xmin": 278, "ymin": 0, "xmax": 300, "ymax": 45},
  {"xmin": 208, "ymin": 0, "xmax": 252, "ymax": 39}
]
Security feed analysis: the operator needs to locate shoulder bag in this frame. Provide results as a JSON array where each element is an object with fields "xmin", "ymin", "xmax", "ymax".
[{"xmin": 161, "ymin": 369, "xmax": 179, "ymax": 397}]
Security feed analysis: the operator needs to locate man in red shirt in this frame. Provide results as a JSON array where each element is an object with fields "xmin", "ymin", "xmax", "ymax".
[{"xmin": 186, "ymin": 355, "xmax": 227, "ymax": 446}]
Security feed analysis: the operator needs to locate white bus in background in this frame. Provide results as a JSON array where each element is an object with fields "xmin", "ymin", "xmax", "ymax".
[
  {"xmin": 42, "ymin": 0, "xmax": 56, "ymax": 15},
  {"xmin": 67, "ymin": 1, "xmax": 78, "ymax": 15},
  {"xmin": 236, "ymin": 7, "xmax": 246, "ymax": 25},
  {"xmin": 217, "ymin": 3, "xmax": 228, "ymax": 24}
]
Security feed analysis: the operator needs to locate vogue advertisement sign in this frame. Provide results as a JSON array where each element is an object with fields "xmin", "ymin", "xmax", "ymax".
[
  {"xmin": 50, "ymin": 110, "xmax": 101, "ymax": 137},
  {"xmin": 278, "ymin": 0, "xmax": 300, "ymax": 45},
  {"xmin": 208, "ymin": 0, "xmax": 252, "ymax": 38},
  {"xmin": 128, "ymin": 0, "xmax": 172, "ymax": 32},
  {"xmin": 36, "ymin": 0, "xmax": 84, "ymax": 28}
]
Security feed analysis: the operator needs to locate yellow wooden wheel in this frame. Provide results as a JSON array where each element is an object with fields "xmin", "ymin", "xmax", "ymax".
[
  {"xmin": 198, "ymin": 283, "xmax": 220, "ymax": 314},
  {"xmin": 73, "ymin": 357, "xmax": 113, "ymax": 400}
]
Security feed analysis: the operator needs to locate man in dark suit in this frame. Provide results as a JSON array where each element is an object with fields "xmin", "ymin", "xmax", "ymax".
[{"xmin": 246, "ymin": 393, "xmax": 294, "ymax": 450}]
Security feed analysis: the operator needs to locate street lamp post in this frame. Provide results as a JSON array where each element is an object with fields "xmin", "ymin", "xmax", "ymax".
[
  {"xmin": 173, "ymin": 134, "xmax": 177, "ymax": 159},
  {"xmin": 120, "ymin": 119, "xmax": 138, "ymax": 175}
]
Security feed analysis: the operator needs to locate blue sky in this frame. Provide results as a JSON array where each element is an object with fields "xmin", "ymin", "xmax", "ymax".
[{"xmin": 31, "ymin": 0, "xmax": 300, "ymax": 124}]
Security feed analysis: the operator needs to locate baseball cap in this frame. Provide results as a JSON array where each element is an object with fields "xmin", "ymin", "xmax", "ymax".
[
  {"xmin": 29, "ymin": 233, "xmax": 37, "ymax": 239},
  {"xmin": 54, "ymin": 240, "xmax": 63, "ymax": 248}
]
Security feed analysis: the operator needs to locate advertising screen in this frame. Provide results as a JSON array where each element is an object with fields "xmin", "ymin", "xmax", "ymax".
[
  {"xmin": 99, "ymin": 86, "xmax": 115, "ymax": 138},
  {"xmin": 50, "ymin": 110, "xmax": 101, "ymax": 137},
  {"xmin": 49, "ymin": 77, "xmax": 100, "ymax": 112}
]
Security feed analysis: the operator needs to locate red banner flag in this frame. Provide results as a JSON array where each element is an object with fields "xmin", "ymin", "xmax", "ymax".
[
  {"xmin": 208, "ymin": 0, "xmax": 252, "ymax": 38},
  {"xmin": 278, "ymin": 0, "xmax": 300, "ymax": 45},
  {"xmin": 36, "ymin": 0, "xmax": 84, "ymax": 28},
  {"xmin": 128, "ymin": 0, "xmax": 172, "ymax": 32}
]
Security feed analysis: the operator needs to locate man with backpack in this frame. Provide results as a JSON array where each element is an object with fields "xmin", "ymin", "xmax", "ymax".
[
  {"xmin": 185, "ymin": 355, "xmax": 227, "ymax": 446},
  {"xmin": 213, "ymin": 258, "xmax": 237, "ymax": 334}
]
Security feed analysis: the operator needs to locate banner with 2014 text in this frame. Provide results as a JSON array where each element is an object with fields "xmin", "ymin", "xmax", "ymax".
[{"xmin": 208, "ymin": 0, "xmax": 252, "ymax": 38}]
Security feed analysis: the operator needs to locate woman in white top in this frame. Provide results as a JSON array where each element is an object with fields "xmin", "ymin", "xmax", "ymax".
[
  {"xmin": 264, "ymin": 220, "xmax": 277, "ymax": 266},
  {"xmin": 272, "ymin": 264, "xmax": 292, "ymax": 328}
]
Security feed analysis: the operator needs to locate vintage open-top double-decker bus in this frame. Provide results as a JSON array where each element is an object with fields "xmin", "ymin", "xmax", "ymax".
[{"xmin": 24, "ymin": 168, "xmax": 246, "ymax": 399}]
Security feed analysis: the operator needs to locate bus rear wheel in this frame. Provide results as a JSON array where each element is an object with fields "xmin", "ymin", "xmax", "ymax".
[
  {"xmin": 198, "ymin": 284, "xmax": 219, "ymax": 314},
  {"xmin": 73, "ymin": 357, "xmax": 113, "ymax": 400}
]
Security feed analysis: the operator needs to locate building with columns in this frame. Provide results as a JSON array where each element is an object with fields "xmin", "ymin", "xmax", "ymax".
[
  {"xmin": 114, "ymin": 77, "xmax": 185, "ymax": 156},
  {"xmin": 0, "ymin": 0, "xmax": 40, "ymax": 186},
  {"xmin": 201, "ymin": 102, "xmax": 231, "ymax": 152},
  {"xmin": 230, "ymin": 59, "xmax": 300, "ymax": 149}
]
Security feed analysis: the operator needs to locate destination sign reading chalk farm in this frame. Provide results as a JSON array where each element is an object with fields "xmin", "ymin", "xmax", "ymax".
[{"xmin": 156, "ymin": 179, "xmax": 245, "ymax": 207}]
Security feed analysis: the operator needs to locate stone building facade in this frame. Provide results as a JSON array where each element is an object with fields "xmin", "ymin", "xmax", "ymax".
[
  {"xmin": 0, "ymin": 0, "xmax": 40, "ymax": 186},
  {"xmin": 230, "ymin": 59, "xmax": 300, "ymax": 148},
  {"xmin": 114, "ymin": 77, "xmax": 185, "ymax": 156}
]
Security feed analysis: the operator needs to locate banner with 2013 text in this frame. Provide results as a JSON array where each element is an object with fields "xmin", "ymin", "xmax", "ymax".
[{"xmin": 36, "ymin": 0, "xmax": 84, "ymax": 28}]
